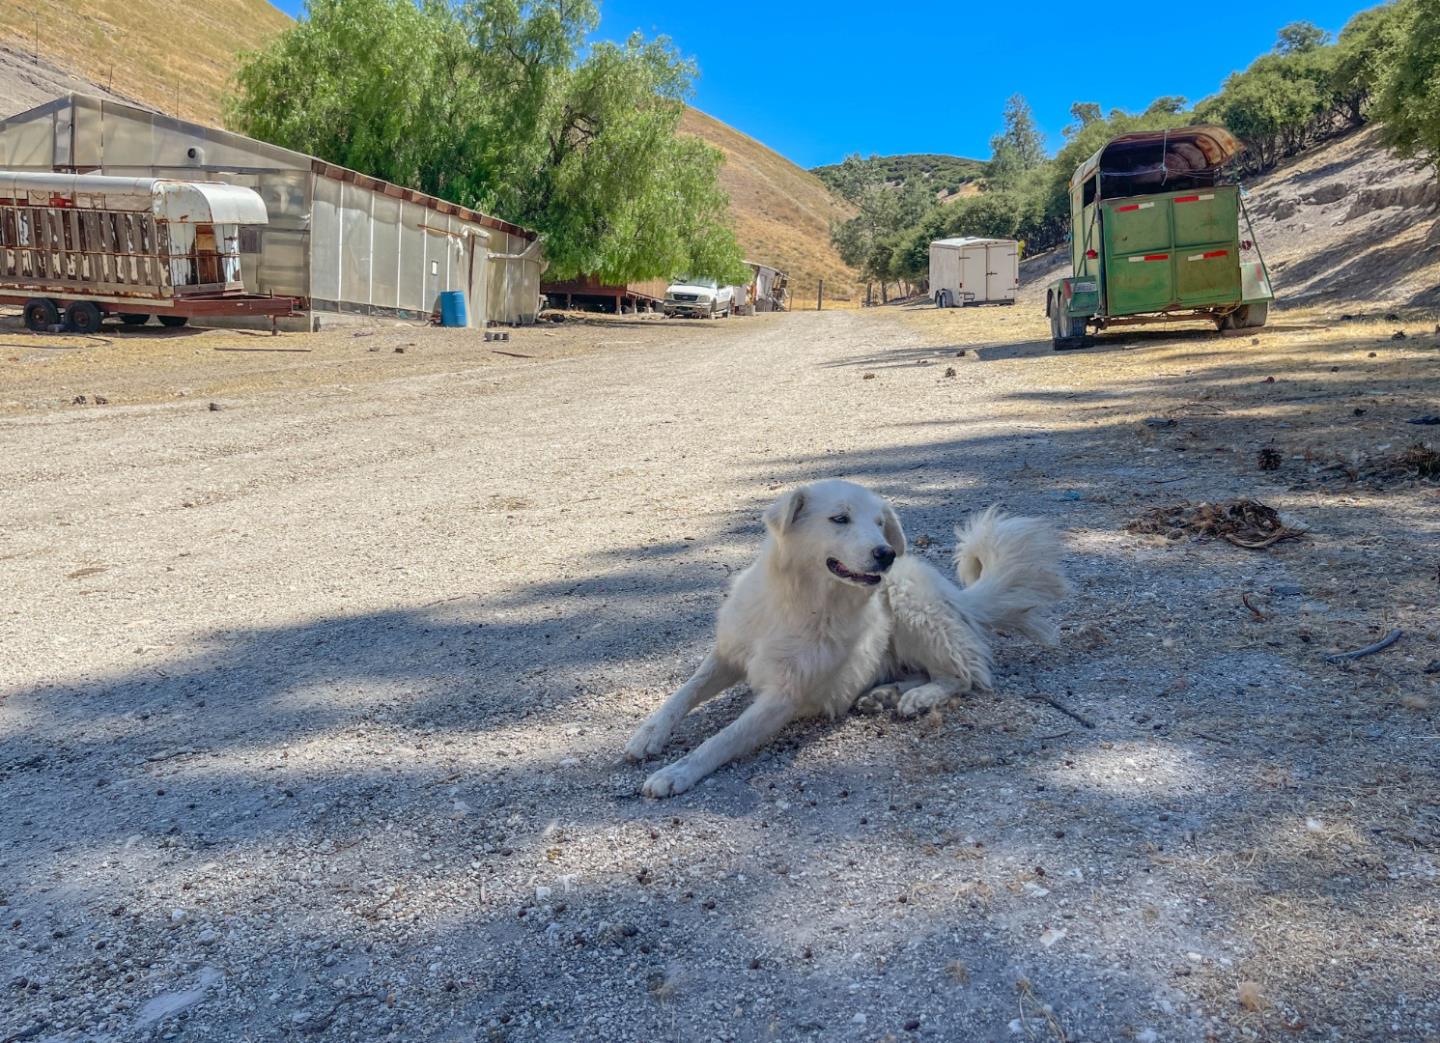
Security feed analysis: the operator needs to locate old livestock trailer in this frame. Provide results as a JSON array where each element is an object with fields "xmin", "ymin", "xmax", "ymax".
[
  {"xmin": 541, "ymin": 274, "xmax": 669, "ymax": 313},
  {"xmin": 0, "ymin": 95, "xmax": 544, "ymax": 330},
  {"xmin": 1045, "ymin": 126, "xmax": 1274, "ymax": 350},
  {"xmin": 0, "ymin": 171, "xmax": 294, "ymax": 331},
  {"xmin": 929, "ymin": 237, "xmax": 1019, "ymax": 307}
]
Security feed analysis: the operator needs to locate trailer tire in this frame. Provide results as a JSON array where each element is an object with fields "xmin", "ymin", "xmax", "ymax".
[
  {"xmin": 1050, "ymin": 306, "xmax": 1086, "ymax": 351},
  {"xmin": 1237, "ymin": 301, "xmax": 1268, "ymax": 329},
  {"xmin": 119, "ymin": 313, "xmax": 151, "ymax": 326},
  {"xmin": 158, "ymin": 315, "xmax": 189, "ymax": 329},
  {"xmin": 65, "ymin": 301, "xmax": 105, "ymax": 334},
  {"xmin": 1220, "ymin": 302, "xmax": 1268, "ymax": 331},
  {"xmin": 23, "ymin": 298, "xmax": 60, "ymax": 332}
]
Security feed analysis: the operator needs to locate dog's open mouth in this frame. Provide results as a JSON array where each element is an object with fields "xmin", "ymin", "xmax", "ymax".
[{"xmin": 826, "ymin": 558, "xmax": 883, "ymax": 586}]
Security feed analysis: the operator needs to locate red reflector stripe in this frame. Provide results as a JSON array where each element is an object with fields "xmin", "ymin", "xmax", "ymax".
[
  {"xmin": 1173, "ymin": 195, "xmax": 1200, "ymax": 203},
  {"xmin": 1203, "ymin": 249, "xmax": 1228, "ymax": 259},
  {"xmin": 1144, "ymin": 254, "xmax": 1169, "ymax": 262},
  {"xmin": 1115, "ymin": 204, "xmax": 1140, "ymax": 212}
]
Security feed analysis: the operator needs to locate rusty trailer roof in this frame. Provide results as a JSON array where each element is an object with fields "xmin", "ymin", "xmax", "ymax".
[{"xmin": 1072, "ymin": 125, "xmax": 1243, "ymax": 196}]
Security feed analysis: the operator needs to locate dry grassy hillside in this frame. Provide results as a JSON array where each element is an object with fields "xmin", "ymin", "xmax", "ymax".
[
  {"xmin": 681, "ymin": 108, "xmax": 857, "ymax": 302},
  {"xmin": 0, "ymin": 0, "xmax": 290, "ymax": 124}
]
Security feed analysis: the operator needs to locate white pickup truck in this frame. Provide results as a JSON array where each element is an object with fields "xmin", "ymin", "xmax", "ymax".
[{"xmin": 663, "ymin": 276, "xmax": 733, "ymax": 318}]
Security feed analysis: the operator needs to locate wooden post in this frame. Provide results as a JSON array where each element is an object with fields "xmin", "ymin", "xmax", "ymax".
[{"xmin": 817, "ymin": 279, "xmax": 823, "ymax": 311}]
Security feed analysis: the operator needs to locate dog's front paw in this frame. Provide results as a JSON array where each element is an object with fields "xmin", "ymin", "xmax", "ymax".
[
  {"xmin": 856, "ymin": 684, "xmax": 901, "ymax": 715},
  {"xmin": 642, "ymin": 763, "xmax": 694, "ymax": 799},
  {"xmin": 624, "ymin": 718, "xmax": 671, "ymax": 762},
  {"xmin": 898, "ymin": 684, "xmax": 951, "ymax": 718}
]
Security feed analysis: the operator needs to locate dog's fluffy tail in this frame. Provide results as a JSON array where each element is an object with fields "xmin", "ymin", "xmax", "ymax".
[{"xmin": 951, "ymin": 507, "xmax": 1069, "ymax": 644}]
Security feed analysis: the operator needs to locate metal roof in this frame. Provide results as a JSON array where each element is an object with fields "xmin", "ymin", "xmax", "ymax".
[
  {"xmin": 0, "ymin": 170, "xmax": 269, "ymax": 223},
  {"xmin": 930, "ymin": 237, "xmax": 1016, "ymax": 248},
  {"xmin": 1072, "ymin": 125, "xmax": 1242, "ymax": 192}
]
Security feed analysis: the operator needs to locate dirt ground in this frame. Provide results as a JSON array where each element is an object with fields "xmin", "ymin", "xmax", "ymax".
[{"xmin": 1, "ymin": 296, "xmax": 1437, "ymax": 1043}]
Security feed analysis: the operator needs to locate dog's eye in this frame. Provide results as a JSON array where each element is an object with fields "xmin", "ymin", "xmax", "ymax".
[{"xmin": 830, "ymin": 514, "xmax": 850, "ymax": 525}]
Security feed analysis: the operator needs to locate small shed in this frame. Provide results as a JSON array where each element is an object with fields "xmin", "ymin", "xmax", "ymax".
[
  {"xmin": 0, "ymin": 94, "xmax": 545, "ymax": 329},
  {"xmin": 928, "ymin": 237, "xmax": 1019, "ymax": 307},
  {"xmin": 746, "ymin": 262, "xmax": 788, "ymax": 312}
]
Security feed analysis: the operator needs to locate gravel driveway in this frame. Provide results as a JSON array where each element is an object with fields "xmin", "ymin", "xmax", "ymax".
[{"xmin": 2, "ymin": 307, "xmax": 1436, "ymax": 1042}]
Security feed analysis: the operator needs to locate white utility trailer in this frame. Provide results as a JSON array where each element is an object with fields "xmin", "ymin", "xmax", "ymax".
[{"xmin": 928, "ymin": 236, "xmax": 1019, "ymax": 307}]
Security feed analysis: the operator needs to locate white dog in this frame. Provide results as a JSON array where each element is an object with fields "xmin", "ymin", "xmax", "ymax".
[{"xmin": 624, "ymin": 479, "xmax": 1068, "ymax": 797}]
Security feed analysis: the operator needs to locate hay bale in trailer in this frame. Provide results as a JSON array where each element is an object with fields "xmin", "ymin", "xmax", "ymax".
[{"xmin": 0, "ymin": 94, "xmax": 544, "ymax": 330}]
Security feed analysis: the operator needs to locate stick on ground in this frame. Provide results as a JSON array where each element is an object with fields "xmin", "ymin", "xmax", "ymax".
[
  {"xmin": 1028, "ymin": 693, "xmax": 1096, "ymax": 729},
  {"xmin": 1325, "ymin": 628, "xmax": 1403, "ymax": 664}
]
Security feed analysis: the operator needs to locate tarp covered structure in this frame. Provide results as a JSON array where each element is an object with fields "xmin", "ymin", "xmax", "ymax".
[{"xmin": 0, "ymin": 94, "xmax": 545, "ymax": 328}]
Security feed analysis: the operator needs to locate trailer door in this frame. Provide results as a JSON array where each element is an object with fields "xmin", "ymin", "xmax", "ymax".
[
  {"xmin": 1103, "ymin": 199, "xmax": 1174, "ymax": 315},
  {"xmin": 1172, "ymin": 188, "xmax": 1241, "ymax": 307},
  {"xmin": 960, "ymin": 246, "xmax": 987, "ymax": 302},
  {"xmin": 985, "ymin": 243, "xmax": 1017, "ymax": 302}
]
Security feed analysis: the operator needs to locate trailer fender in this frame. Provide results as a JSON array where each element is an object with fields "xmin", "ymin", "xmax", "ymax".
[{"xmin": 1050, "ymin": 277, "xmax": 1099, "ymax": 319}]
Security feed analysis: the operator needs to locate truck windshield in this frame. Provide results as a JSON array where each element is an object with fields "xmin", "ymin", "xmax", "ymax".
[{"xmin": 673, "ymin": 276, "xmax": 718, "ymax": 289}]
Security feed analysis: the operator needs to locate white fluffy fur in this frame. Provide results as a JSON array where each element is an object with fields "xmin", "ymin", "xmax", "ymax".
[{"xmin": 624, "ymin": 480, "xmax": 1067, "ymax": 797}]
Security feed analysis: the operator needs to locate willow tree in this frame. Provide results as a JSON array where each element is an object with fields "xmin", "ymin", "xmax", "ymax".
[{"xmin": 225, "ymin": 0, "xmax": 747, "ymax": 283}]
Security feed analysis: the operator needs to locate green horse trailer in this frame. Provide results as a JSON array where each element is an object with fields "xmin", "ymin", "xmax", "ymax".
[{"xmin": 1045, "ymin": 126, "xmax": 1273, "ymax": 350}]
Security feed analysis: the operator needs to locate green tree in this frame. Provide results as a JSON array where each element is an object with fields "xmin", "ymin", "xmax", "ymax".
[
  {"xmin": 986, "ymin": 94, "xmax": 1046, "ymax": 189},
  {"xmin": 226, "ymin": 0, "xmax": 747, "ymax": 284},
  {"xmin": 828, "ymin": 154, "xmax": 935, "ymax": 295},
  {"xmin": 1331, "ymin": 3, "xmax": 1404, "ymax": 124},
  {"xmin": 1145, "ymin": 95, "xmax": 1188, "ymax": 116},
  {"xmin": 1065, "ymin": 102, "xmax": 1102, "ymax": 138},
  {"xmin": 1375, "ymin": 0, "xmax": 1440, "ymax": 178},
  {"xmin": 1276, "ymin": 20, "xmax": 1331, "ymax": 55}
]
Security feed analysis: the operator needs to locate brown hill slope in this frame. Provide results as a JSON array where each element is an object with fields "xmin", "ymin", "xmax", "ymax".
[
  {"xmin": 0, "ymin": 0, "xmax": 290, "ymax": 124},
  {"xmin": 681, "ymin": 108, "xmax": 857, "ymax": 302}
]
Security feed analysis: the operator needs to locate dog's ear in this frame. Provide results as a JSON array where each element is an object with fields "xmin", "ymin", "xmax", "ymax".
[
  {"xmin": 763, "ymin": 488, "xmax": 806, "ymax": 537},
  {"xmin": 882, "ymin": 503, "xmax": 907, "ymax": 557}
]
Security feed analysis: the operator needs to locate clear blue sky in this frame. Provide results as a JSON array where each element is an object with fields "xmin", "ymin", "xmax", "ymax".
[{"xmin": 268, "ymin": 0, "xmax": 1376, "ymax": 169}]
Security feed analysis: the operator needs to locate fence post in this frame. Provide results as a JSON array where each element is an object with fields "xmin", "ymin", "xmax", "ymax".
[{"xmin": 817, "ymin": 279, "xmax": 823, "ymax": 312}]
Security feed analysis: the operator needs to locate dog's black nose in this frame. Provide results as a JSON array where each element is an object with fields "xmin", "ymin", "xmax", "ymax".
[{"xmin": 872, "ymin": 545, "xmax": 896, "ymax": 570}]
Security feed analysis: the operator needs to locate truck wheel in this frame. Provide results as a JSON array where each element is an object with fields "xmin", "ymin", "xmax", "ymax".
[
  {"xmin": 65, "ymin": 301, "xmax": 105, "ymax": 334},
  {"xmin": 119, "ymin": 313, "xmax": 151, "ymax": 326},
  {"xmin": 158, "ymin": 315, "xmax": 189, "ymax": 328},
  {"xmin": 23, "ymin": 298, "xmax": 60, "ymax": 332},
  {"xmin": 1051, "ymin": 306, "xmax": 1086, "ymax": 351}
]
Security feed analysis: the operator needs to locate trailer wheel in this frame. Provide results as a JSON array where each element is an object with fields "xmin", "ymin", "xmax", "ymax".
[
  {"xmin": 1236, "ymin": 301, "xmax": 1268, "ymax": 329},
  {"xmin": 1220, "ymin": 302, "xmax": 1268, "ymax": 331},
  {"xmin": 158, "ymin": 315, "xmax": 189, "ymax": 329},
  {"xmin": 1051, "ymin": 306, "xmax": 1087, "ymax": 351},
  {"xmin": 23, "ymin": 298, "xmax": 60, "ymax": 332},
  {"xmin": 118, "ymin": 313, "xmax": 151, "ymax": 326},
  {"xmin": 65, "ymin": 301, "xmax": 105, "ymax": 334}
]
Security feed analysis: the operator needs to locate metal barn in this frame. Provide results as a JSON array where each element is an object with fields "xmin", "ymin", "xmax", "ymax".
[{"xmin": 0, "ymin": 94, "xmax": 544, "ymax": 329}]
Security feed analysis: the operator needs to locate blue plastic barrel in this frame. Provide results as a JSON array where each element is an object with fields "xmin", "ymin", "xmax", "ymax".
[{"xmin": 439, "ymin": 290, "xmax": 468, "ymax": 328}]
